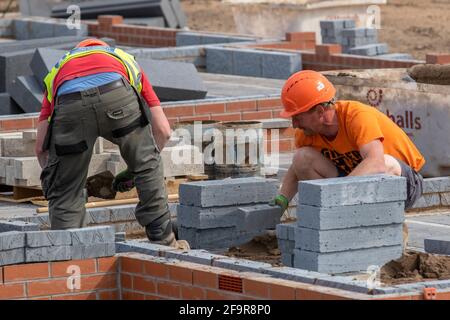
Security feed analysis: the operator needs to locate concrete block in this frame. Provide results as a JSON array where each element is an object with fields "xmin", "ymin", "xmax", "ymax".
[
  {"xmin": 423, "ymin": 177, "xmax": 450, "ymax": 194},
  {"xmin": 0, "ymin": 248, "xmax": 25, "ymax": 266},
  {"xmin": 26, "ymin": 230, "xmax": 71, "ymax": 247},
  {"xmin": 115, "ymin": 232, "xmax": 126, "ymax": 242},
  {"xmin": 365, "ymin": 28, "xmax": 378, "ymax": 37},
  {"xmin": 320, "ymin": 20, "xmax": 345, "ymax": 30},
  {"xmin": 179, "ymin": 177, "xmax": 278, "ymax": 207},
  {"xmin": 137, "ymin": 57, "xmax": 207, "ymax": 101},
  {"xmin": 85, "ymin": 208, "xmax": 112, "ymax": 225},
  {"xmin": 0, "ymin": 93, "xmax": 23, "ymax": 115},
  {"xmin": 123, "ymin": 17, "xmax": 166, "ymax": 27},
  {"xmin": 294, "ymin": 245, "xmax": 403, "ymax": 274},
  {"xmin": 297, "ymin": 201, "xmax": 405, "ymax": 230},
  {"xmin": 164, "ymin": 249, "xmax": 223, "ymax": 266},
  {"xmin": 0, "ymin": 231, "xmax": 26, "ymax": 250},
  {"xmin": 376, "ymin": 53, "xmax": 413, "ymax": 60},
  {"xmin": 281, "ymin": 253, "xmax": 294, "ymax": 267},
  {"xmin": 262, "ymin": 52, "xmax": 302, "ymax": 79},
  {"xmin": 295, "ymin": 224, "xmax": 403, "ymax": 252},
  {"xmin": 71, "ymin": 243, "xmax": 115, "ymax": 259},
  {"xmin": 1, "ymin": 137, "xmax": 35, "ymax": 157},
  {"xmin": 26, "ymin": 245, "xmax": 72, "ymax": 262},
  {"xmin": 10, "ymin": 75, "xmax": 44, "ymax": 113},
  {"xmin": 424, "ymin": 238, "xmax": 450, "ymax": 255},
  {"xmin": 212, "ymin": 257, "xmax": 272, "ymax": 272},
  {"xmin": 376, "ymin": 43, "xmax": 389, "ymax": 55},
  {"xmin": 278, "ymin": 239, "xmax": 295, "ymax": 254},
  {"xmin": 69, "ymin": 226, "xmax": 115, "ymax": 245},
  {"xmin": 116, "ymin": 241, "xmax": 161, "ymax": 256},
  {"xmin": 233, "ymin": 50, "xmax": 262, "ymax": 77},
  {"xmin": 298, "ymin": 175, "xmax": 407, "ymax": 207},
  {"xmin": 342, "ymin": 28, "xmax": 367, "ymax": 38},
  {"xmin": 441, "ymin": 192, "xmax": 450, "ymax": 206},
  {"xmin": 177, "ymin": 205, "xmax": 241, "ymax": 229},
  {"xmin": 161, "ymin": 144, "xmax": 204, "ymax": 177},
  {"xmin": 344, "ymin": 20, "xmax": 356, "ymax": 28},
  {"xmin": 236, "ymin": 204, "xmax": 282, "ymax": 232},
  {"xmin": 348, "ymin": 44, "xmax": 379, "ymax": 56},
  {"xmin": 410, "ymin": 194, "xmax": 440, "ymax": 209},
  {"xmin": 109, "ymin": 205, "xmax": 136, "ymax": 222},
  {"xmin": 0, "ymin": 36, "xmax": 85, "ymax": 54},
  {"xmin": 0, "ymin": 220, "xmax": 39, "ymax": 232},
  {"xmin": 206, "ymin": 47, "xmax": 234, "ymax": 75},
  {"xmin": 13, "ymin": 157, "xmax": 41, "ymax": 182},
  {"xmin": 0, "ymin": 49, "xmax": 34, "ymax": 93},
  {"xmin": 30, "ymin": 48, "xmax": 66, "ymax": 90},
  {"xmin": 261, "ymin": 266, "xmax": 322, "ymax": 284}
]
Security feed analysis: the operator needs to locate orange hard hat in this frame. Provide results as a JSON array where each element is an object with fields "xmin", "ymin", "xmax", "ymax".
[
  {"xmin": 280, "ymin": 70, "xmax": 336, "ymax": 118},
  {"xmin": 76, "ymin": 38, "xmax": 109, "ymax": 48}
]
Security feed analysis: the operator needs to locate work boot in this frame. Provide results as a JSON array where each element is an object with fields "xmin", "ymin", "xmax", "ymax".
[{"xmin": 145, "ymin": 222, "xmax": 190, "ymax": 251}]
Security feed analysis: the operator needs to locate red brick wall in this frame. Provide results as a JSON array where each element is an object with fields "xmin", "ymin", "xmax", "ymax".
[
  {"xmin": 0, "ymin": 257, "xmax": 119, "ymax": 300},
  {"xmin": 86, "ymin": 15, "xmax": 178, "ymax": 47}
]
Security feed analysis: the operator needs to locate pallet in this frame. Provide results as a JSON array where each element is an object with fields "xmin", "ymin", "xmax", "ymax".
[{"xmin": 0, "ymin": 185, "xmax": 44, "ymax": 203}]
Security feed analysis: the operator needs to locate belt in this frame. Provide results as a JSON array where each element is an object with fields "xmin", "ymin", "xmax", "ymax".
[{"xmin": 56, "ymin": 79, "xmax": 126, "ymax": 105}]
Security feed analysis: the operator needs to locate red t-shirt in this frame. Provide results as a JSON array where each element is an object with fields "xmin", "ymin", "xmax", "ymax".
[{"xmin": 38, "ymin": 53, "xmax": 161, "ymax": 122}]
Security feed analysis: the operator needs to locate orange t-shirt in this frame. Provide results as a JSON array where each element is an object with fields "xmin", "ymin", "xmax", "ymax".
[{"xmin": 294, "ymin": 100, "xmax": 425, "ymax": 174}]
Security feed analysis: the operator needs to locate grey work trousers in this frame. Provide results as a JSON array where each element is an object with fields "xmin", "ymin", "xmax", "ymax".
[{"xmin": 40, "ymin": 80, "xmax": 172, "ymax": 241}]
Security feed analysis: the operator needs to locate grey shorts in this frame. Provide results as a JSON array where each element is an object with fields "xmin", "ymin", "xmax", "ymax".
[{"xmin": 398, "ymin": 159, "xmax": 424, "ymax": 210}]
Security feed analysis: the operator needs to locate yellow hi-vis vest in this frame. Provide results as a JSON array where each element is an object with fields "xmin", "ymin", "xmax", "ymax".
[{"xmin": 43, "ymin": 46, "xmax": 143, "ymax": 105}]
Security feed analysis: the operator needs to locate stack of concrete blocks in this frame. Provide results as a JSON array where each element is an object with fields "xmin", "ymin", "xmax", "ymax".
[
  {"xmin": 320, "ymin": 20, "xmax": 389, "ymax": 57},
  {"xmin": 206, "ymin": 47, "xmax": 302, "ymax": 79},
  {"xmin": 410, "ymin": 176, "xmax": 450, "ymax": 210},
  {"xmin": 293, "ymin": 175, "xmax": 407, "ymax": 274},
  {"xmin": 51, "ymin": 0, "xmax": 187, "ymax": 29},
  {"xmin": 176, "ymin": 32, "xmax": 257, "ymax": 46},
  {"xmin": 276, "ymin": 222, "xmax": 296, "ymax": 267},
  {"xmin": 0, "ymin": 93, "xmax": 23, "ymax": 115},
  {"xmin": 0, "ymin": 19, "xmax": 13, "ymax": 38},
  {"xmin": 0, "ymin": 225, "xmax": 115, "ymax": 266},
  {"xmin": 177, "ymin": 177, "xmax": 281, "ymax": 249}
]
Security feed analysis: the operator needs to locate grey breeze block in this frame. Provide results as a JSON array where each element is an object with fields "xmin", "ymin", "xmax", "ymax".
[
  {"xmin": 179, "ymin": 177, "xmax": 279, "ymax": 208},
  {"xmin": 298, "ymin": 175, "xmax": 407, "ymax": 207}
]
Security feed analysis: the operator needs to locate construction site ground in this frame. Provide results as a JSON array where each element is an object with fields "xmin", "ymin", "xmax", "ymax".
[{"xmin": 181, "ymin": 0, "xmax": 450, "ymax": 61}]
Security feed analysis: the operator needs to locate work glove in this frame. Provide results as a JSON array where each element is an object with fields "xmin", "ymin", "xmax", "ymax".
[
  {"xmin": 112, "ymin": 169, "xmax": 135, "ymax": 193},
  {"xmin": 269, "ymin": 194, "xmax": 290, "ymax": 214}
]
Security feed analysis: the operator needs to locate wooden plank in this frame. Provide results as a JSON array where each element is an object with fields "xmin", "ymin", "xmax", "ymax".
[{"xmin": 13, "ymin": 186, "xmax": 43, "ymax": 200}]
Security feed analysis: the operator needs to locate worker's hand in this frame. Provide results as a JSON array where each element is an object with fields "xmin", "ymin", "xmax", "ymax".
[
  {"xmin": 112, "ymin": 169, "xmax": 135, "ymax": 193},
  {"xmin": 269, "ymin": 194, "xmax": 290, "ymax": 214}
]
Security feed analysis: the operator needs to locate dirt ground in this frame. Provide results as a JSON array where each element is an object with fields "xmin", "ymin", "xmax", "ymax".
[{"xmin": 181, "ymin": 0, "xmax": 450, "ymax": 60}]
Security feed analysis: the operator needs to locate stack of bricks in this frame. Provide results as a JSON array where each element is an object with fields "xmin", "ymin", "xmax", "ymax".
[
  {"xmin": 276, "ymin": 222, "xmax": 296, "ymax": 267},
  {"xmin": 0, "ymin": 225, "xmax": 116, "ymax": 267},
  {"xmin": 320, "ymin": 20, "xmax": 389, "ymax": 57},
  {"xmin": 177, "ymin": 177, "xmax": 281, "ymax": 249},
  {"xmin": 292, "ymin": 175, "xmax": 407, "ymax": 274}
]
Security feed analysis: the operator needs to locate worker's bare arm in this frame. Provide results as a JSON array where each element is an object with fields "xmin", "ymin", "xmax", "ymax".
[
  {"xmin": 149, "ymin": 105, "xmax": 171, "ymax": 151},
  {"xmin": 35, "ymin": 119, "xmax": 49, "ymax": 168},
  {"xmin": 349, "ymin": 139, "xmax": 386, "ymax": 176}
]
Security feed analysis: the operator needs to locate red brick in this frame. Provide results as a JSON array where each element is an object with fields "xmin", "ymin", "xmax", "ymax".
[
  {"xmin": 242, "ymin": 279, "xmax": 270, "ymax": 298},
  {"xmin": 122, "ymin": 290, "xmax": 145, "ymax": 300},
  {"xmin": 195, "ymin": 103, "xmax": 226, "ymax": 115},
  {"xmin": 121, "ymin": 273, "xmax": 133, "ymax": 290},
  {"xmin": 98, "ymin": 15, "xmax": 124, "ymax": 26},
  {"xmin": 143, "ymin": 260, "xmax": 169, "ymax": 279},
  {"xmin": 426, "ymin": 54, "xmax": 450, "ymax": 64},
  {"xmin": 133, "ymin": 275, "xmax": 157, "ymax": 294},
  {"xmin": 0, "ymin": 283, "xmax": 25, "ymax": 299},
  {"xmin": 168, "ymin": 264, "xmax": 193, "ymax": 284},
  {"xmin": 257, "ymin": 98, "xmax": 282, "ymax": 110},
  {"xmin": 211, "ymin": 113, "xmax": 242, "ymax": 122},
  {"xmin": 52, "ymin": 292, "xmax": 97, "ymax": 300},
  {"xmin": 121, "ymin": 256, "xmax": 143, "ymax": 274},
  {"xmin": 0, "ymin": 118, "xmax": 35, "ymax": 131},
  {"xmin": 163, "ymin": 106, "xmax": 195, "ymax": 118},
  {"xmin": 269, "ymin": 283, "xmax": 296, "ymax": 300},
  {"xmin": 157, "ymin": 281, "xmax": 181, "ymax": 298},
  {"xmin": 3, "ymin": 263, "xmax": 49, "ymax": 282},
  {"xmin": 181, "ymin": 286, "xmax": 205, "ymax": 300},
  {"xmin": 50, "ymin": 259, "xmax": 96, "ymax": 278},
  {"xmin": 226, "ymin": 101, "xmax": 257, "ymax": 112},
  {"xmin": 98, "ymin": 290, "xmax": 119, "ymax": 300},
  {"xmin": 97, "ymin": 257, "xmax": 118, "ymax": 273},
  {"xmin": 286, "ymin": 32, "xmax": 316, "ymax": 42},
  {"xmin": 193, "ymin": 269, "xmax": 218, "ymax": 289},
  {"xmin": 242, "ymin": 111, "xmax": 272, "ymax": 120},
  {"xmin": 316, "ymin": 44, "xmax": 342, "ymax": 56},
  {"xmin": 79, "ymin": 274, "xmax": 117, "ymax": 291},
  {"xmin": 178, "ymin": 115, "xmax": 211, "ymax": 122},
  {"xmin": 27, "ymin": 279, "xmax": 72, "ymax": 297},
  {"xmin": 205, "ymin": 289, "xmax": 243, "ymax": 300}
]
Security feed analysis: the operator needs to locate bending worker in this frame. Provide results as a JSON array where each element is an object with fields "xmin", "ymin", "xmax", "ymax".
[
  {"xmin": 35, "ymin": 38, "xmax": 188, "ymax": 249},
  {"xmin": 272, "ymin": 71, "xmax": 425, "ymax": 241}
]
